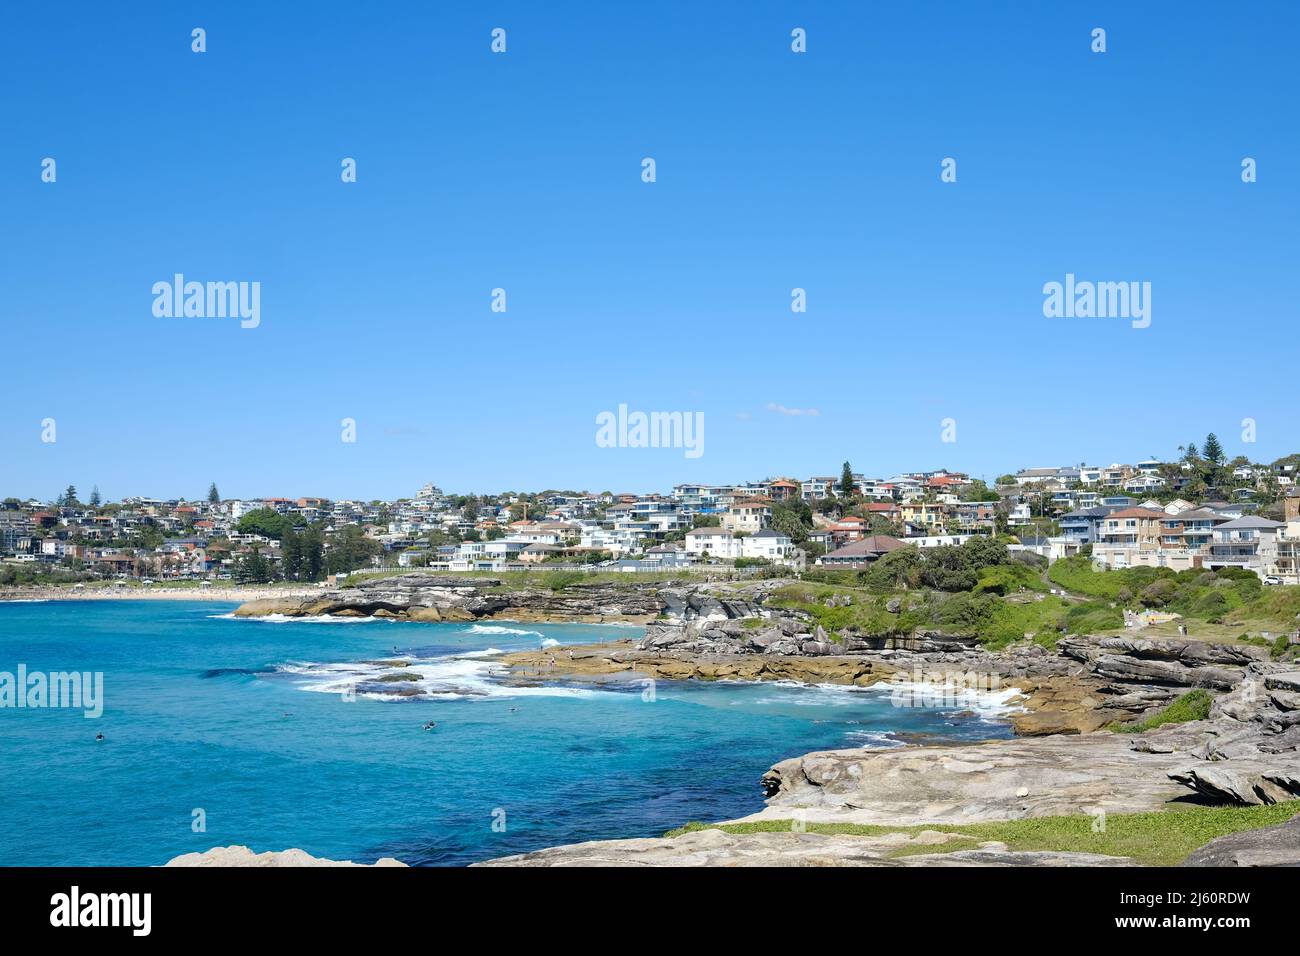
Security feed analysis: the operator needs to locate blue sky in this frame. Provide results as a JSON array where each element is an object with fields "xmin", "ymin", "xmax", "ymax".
[{"xmin": 2, "ymin": 2, "xmax": 1296, "ymax": 501}]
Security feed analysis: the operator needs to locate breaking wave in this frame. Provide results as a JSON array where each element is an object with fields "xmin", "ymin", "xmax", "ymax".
[
  {"xmin": 464, "ymin": 624, "xmax": 543, "ymax": 637},
  {"xmin": 271, "ymin": 653, "xmax": 598, "ymax": 702}
]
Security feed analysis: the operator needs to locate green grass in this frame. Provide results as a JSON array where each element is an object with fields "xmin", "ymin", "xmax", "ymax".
[
  {"xmin": 1048, "ymin": 556, "xmax": 1300, "ymax": 637},
  {"xmin": 1063, "ymin": 600, "xmax": 1124, "ymax": 634},
  {"xmin": 666, "ymin": 802, "xmax": 1300, "ymax": 866},
  {"xmin": 766, "ymin": 583, "xmax": 908, "ymax": 641},
  {"xmin": 972, "ymin": 563, "xmax": 1048, "ymax": 596},
  {"xmin": 767, "ymin": 581, "xmax": 1072, "ymax": 649},
  {"xmin": 1109, "ymin": 689, "xmax": 1214, "ymax": 733}
]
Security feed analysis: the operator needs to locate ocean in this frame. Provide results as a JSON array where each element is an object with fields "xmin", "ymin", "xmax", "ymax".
[{"xmin": 0, "ymin": 600, "xmax": 1015, "ymax": 866}]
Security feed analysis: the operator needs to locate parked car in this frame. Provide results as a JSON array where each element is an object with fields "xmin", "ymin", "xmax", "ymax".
[{"xmin": 1264, "ymin": 575, "xmax": 1283, "ymax": 586}]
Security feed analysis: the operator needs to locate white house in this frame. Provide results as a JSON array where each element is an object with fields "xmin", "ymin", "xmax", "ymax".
[
  {"xmin": 684, "ymin": 527, "xmax": 740, "ymax": 559},
  {"xmin": 740, "ymin": 528, "xmax": 796, "ymax": 564}
]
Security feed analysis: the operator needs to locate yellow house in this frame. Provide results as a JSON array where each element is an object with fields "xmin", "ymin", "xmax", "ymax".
[{"xmin": 899, "ymin": 501, "xmax": 947, "ymax": 532}]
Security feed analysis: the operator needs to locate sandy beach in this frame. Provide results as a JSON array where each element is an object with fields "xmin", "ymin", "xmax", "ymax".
[{"xmin": 0, "ymin": 585, "xmax": 324, "ymax": 604}]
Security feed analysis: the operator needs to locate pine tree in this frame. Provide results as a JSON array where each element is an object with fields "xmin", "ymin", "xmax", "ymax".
[
  {"xmin": 89, "ymin": 486, "xmax": 102, "ymax": 508},
  {"xmin": 61, "ymin": 485, "xmax": 79, "ymax": 508},
  {"xmin": 238, "ymin": 548, "xmax": 273, "ymax": 584},
  {"xmin": 1203, "ymin": 433, "xmax": 1224, "ymax": 465},
  {"xmin": 302, "ymin": 528, "xmax": 324, "ymax": 581},
  {"xmin": 839, "ymin": 461, "xmax": 855, "ymax": 497},
  {"xmin": 281, "ymin": 530, "xmax": 303, "ymax": 581},
  {"xmin": 208, "ymin": 482, "xmax": 220, "ymax": 504}
]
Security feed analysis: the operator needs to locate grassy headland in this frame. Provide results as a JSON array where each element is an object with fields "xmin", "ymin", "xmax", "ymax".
[{"xmin": 667, "ymin": 803, "xmax": 1300, "ymax": 866}]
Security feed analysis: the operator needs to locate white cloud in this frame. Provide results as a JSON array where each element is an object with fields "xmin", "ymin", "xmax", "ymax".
[{"xmin": 765, "ymin": 403, "xmax": 820, "ymax": 417}]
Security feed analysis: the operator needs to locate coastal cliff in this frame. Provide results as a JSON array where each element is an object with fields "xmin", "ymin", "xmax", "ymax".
[
  {"xmin": 234, "ymin": 572, "xmax": 1300, "ymax": 866},
  {"xmin": 480, "ymin": 668, "xmax": 1300, "ymax": 866},
  {"xmin": 234, "ymin": 573, "xmax": 665, "ymax": 622},
  {"xmin": 487, "ymin": 624, "xmax": 1300, "ymax": 865}
]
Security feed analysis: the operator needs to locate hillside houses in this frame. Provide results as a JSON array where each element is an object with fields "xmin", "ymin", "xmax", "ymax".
[{"xmin": 5, "ymin": 454, "xmax": 1298, "ymax": 583}]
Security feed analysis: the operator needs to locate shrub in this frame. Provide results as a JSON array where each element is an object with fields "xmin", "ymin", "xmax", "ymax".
[
  {"xmin": 931, "ymin": 592, "xmax": 997, "ymax": 632},
  {"xmin": 1139, "ymin": 578, "xmax": 1178, "ymax": 607},
  {"xmin": 1064, "ymin": 601, "xmax": 1124, "ymax": 634},
  {"xmin": 973, "ymin": 563, "xmax": 1046, "ymax": 596},
  {"xmin": 1112, "ymin": 690, "xmax": 1213, "ymax": 733},
  {"xmin": 539, "ymin": 570, "xmax": 585, "ymax": 591}
]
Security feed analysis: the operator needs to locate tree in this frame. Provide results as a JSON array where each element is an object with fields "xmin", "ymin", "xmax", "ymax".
[
  {"xmin": 839, "ymin": 462, "xmax": 855, "ymax": 497},
  {"xmin": 208, "ymin": 482, "xmax": 220, "ymax": 504},
  {"xmin": 1203, "ymin": 433, "xmax": 1224, "ymax": 465},
  {"xmin": 236, "ymin": 548, "xmax": 274, "ymax": 584},
  {"xmin": 281, "ymin": 530, "xmax": 303, "ymax": 580},
  {"xmin": 771, "ymin": 498, "xmax": 814, "ymax": 544},
  {"xmin": 325, "ymin": 525, "xmax": 380, "ymax": 575},
  {"xmin": 961, "ymin": 479, "xmax": 1001, "ymax": 502},
  {"xmin": 235, "ymin": 507, "xmax": 297, "ymax": 540},
  {"xmin": 89, "ymin": 486, "xmax": 102, "ymax": 508},
  {"xmin": 61, "ymin": 485, "xmax": 79, "ymax": 508},
  {"xmin": 302, "ymin": 527, "xmax": 324, "ymax": 580}
]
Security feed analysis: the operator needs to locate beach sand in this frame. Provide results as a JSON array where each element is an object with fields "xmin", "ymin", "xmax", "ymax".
[{"xmin": 0, "ymin": 585, "xmax": 323, "ymax": 604}]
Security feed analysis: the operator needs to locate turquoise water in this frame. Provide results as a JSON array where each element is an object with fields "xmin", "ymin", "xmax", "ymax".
[{"xmin": 0, "ymin": 600, "xmax": 1013, "ymax": 866}]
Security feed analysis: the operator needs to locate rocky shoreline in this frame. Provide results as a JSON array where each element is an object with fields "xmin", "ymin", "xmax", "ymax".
[
  {"xmin": 233, "ymin": 573, "xmax": 662, "ymax": 623},
  {"xmin": 230, "ymin": 573, "xmax": 1300, "ymax": 865}
]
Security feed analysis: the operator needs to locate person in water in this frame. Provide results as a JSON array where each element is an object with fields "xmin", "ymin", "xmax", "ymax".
[
  {"xmin": 422, "ymin": 721, "xmax": 437, "ymax": 731},
  {"xmin": 95, "ymin": 734, "xmax": 104, "ymax": 742}
]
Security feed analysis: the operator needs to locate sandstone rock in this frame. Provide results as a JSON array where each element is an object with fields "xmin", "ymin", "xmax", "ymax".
[
  {"xmin": 166, "ymin": 845, "xmax": 406, "ymax": 867},
  {"xmin": 1091, "ymin": 654, "xmax": 1241, "ymax": 690},
  {"xmin": 1096, "ymin": 637, "xmax": 1267, "ymax": 667},
  {"xmin": 235, "ymin": 574, "xmax": 666, "ymax": 623},
  {"xmin": 1182, "ymin": 812, "xmax": 1300, "ymax": 866},
  {"xmin": 1265, "ymin": 671, "xmax": 1300, "ymax": 694},
  {"xmin": 754, "ymin": 733, "xmax": 1197, "ymax": 825},
  {"xmin": 1167, "ymin": 762, "xmax": 1300, "ymax": 805},
  {"xmin": 1269, "ymin": 690, "xmax": 1300, "ymax": 711},
  {"xmin": 475, "ymin": 827, "xmax": 1130, "ymax": 867}
]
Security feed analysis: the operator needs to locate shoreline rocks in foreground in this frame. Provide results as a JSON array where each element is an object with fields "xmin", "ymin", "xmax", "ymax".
[
  {"xmin": 233, "ymin": 574, "xmax": 663, "ymax": 623},
  {"xmin": 166, "ymin": 845, "xmax": 406, "ymax": 867},
  {"xmin": 473, "ymin": 827, "xmax": 1134, "ymax": 867},
  {"xmin": 229, "ymin": 572, "xmax": 1300, "ymax": 866}
]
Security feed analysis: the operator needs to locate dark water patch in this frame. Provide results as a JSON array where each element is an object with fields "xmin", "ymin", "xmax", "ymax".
[{"xmin": 200, "ymin": 666, "xmax": 274, "ymax": 679}]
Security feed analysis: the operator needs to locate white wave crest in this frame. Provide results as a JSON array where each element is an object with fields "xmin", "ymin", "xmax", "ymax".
[
  {"xmin": 275, "ymin": 653, "xmax": 598, "ymax": 701},
  {"xmin": 464, "ymin": 624, "xmax": 543, "ymax": 637}
]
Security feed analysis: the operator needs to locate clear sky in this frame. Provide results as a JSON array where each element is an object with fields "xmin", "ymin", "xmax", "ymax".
[{"xmin": 2, "ymin": 2, "xmax": 1296, "ymax": 501}]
